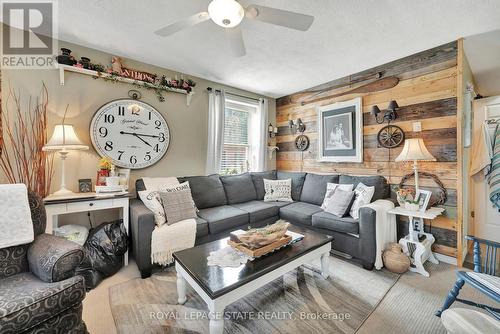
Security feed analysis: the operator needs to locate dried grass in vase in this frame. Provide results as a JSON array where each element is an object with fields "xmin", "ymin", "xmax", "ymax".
[{"xmin": 0, "ymin": 82, "xmax": 54, "ymax": 198}]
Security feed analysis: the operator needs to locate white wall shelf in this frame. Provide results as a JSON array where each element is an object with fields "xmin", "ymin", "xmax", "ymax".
[{"xmin": 56, "ymin": 64, "xmax": 194, "ymax": 106}]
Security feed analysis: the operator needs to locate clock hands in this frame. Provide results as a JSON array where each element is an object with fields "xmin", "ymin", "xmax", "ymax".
[
  {"xmin": 134, "ymin": 134, "xmax": 152, "ymax": 147},
  {"xmin": 120, "ymin": 131, "xmax": 159, "ymax": 138},
  {"xmin": 120, "ymin": 131, "xmax": 152, "ymax": 147}
]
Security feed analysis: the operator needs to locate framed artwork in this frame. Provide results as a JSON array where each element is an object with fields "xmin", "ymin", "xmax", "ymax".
[
  {"xmin": 416, "ymin": 189, "xmax": 432, "ymax": 212},
  {"xmin": 78, "ymin": 179, "xmax": 92, "ymax": 193},
  {"xmin": 317, "ymin": 97, "xmax": 363, "ymax": 162},
  {"xmin": 115, "ymin": 168, "xmax": 131, "ymax": 190}
]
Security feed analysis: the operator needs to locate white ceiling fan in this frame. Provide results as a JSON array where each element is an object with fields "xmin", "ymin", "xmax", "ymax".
[{"xmin": 154, "ymin": 0, "xmax": 314, "ymax": 57}]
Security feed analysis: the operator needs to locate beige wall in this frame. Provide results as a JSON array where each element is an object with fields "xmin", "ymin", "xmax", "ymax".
[{"xmin": 1, "ymin": 41, "xmax": 276, "ymax": 225}]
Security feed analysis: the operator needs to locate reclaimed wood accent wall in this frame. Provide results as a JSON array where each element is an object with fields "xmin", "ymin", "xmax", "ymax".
[{"xmin": 276, "ymin": 42, "xmax": 459, "ymax": 258}]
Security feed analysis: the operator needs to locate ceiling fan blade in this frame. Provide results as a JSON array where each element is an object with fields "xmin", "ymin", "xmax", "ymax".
[
  {"xmin": 245, "ymin": 5, "xmax": 314, "ymax": 31},
  {"xmin": 226, "ymin": 26, "xmax": 246, "ymax": 57},
  {"xmin": 154, "ymin": 12, "xmax": 210, "ymax": 37}
]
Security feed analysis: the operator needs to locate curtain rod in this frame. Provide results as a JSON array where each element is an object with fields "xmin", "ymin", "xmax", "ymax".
[{"xmin": 206, "ymin": 87, "xmax": 262, "ymax": 102}]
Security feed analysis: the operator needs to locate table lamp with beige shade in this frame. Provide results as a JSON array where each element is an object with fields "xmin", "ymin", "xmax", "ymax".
[
  {"xmin": 395, "ymin": 138, "xmax": 436, "ymax": 192},
  {"xmin": 43, "ymin": 124, "xmax": 88, "ymax": 196}
]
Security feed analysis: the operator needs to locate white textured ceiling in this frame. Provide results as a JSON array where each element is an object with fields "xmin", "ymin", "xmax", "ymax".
[
  {"xmin": 464, "ymin": 29, "xmax": 500, "ymax": 97},
  {"xmin": 57, "ymin": 0, "xmax": 500, "ymax": 98}
]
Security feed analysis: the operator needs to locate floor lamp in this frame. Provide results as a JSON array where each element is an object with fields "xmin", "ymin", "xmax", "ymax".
[
  {"xmin": 43, "ymin": 124, "xmax": 88, "ymax": 196},
  {"xmin": 395, "ymin": 138, "xmax": 436, "ymax": 193}
]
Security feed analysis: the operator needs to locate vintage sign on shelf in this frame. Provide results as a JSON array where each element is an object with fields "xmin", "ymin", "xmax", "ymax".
[{"xmin": 111, "ymin": 56, "xmax": 156, "ymax": 83}]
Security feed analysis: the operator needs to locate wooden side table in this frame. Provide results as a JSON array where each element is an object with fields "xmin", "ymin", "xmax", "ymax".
[
  {"xmin": 388, "ymin": 206, "xmax": 445, "ymax": 277},
  {"xmin": 43, "ymin": 192, "xmax": 130, "ymax": 265}
]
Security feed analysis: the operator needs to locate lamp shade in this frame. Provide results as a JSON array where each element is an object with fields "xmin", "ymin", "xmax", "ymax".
[
  {"xmin": 395, "ymin": 138, "xmax": 436, "ymax": 162},
  {"xmin": 387, "ymin": 100, "xmax": 399, "ymax": 111},
  {"xmin": 208, "ymin": 0, "xmax": 244, "ymax": 28},
  {"xmin": 370, "ymin": 105, "xmax": 381, "ymax": 116},
  {"xmin": 43, "ymin": 124, "xmax": 88, "ymax": 151}
]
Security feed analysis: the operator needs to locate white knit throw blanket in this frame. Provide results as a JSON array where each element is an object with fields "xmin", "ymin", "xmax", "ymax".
[
  {"xmin": 151, "ymin": 218, "xmax": 196, "ymax": 266},
  {"xmin": 143, "ymin": 177, "xmax": 197, "ymax": 266},
  {"xmin": 0, "ymin": 184, "xmax": 34, "ymax": 248},
  {"xmin": 362, "ymin": 199, "xmax": 397, "ymax": 270}
]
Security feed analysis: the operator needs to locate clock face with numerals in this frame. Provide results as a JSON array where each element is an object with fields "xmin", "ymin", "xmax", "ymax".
[{"xmin": 90, "ymin": 99, "xmax": 170, "ymax": 169}]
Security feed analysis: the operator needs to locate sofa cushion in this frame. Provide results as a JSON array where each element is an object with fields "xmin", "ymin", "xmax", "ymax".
[
  {"xmin": 277, "ymin": 172, "xmax": 306, "ymax": 201},
  {"xmin": 220, "ymin": 173, "xmax": 258, "ymax": 204},
  {"xmin": 195, "ymin": 217, "xmax": 209, "ymax": 238},
  {"xmin": 178, "ymin": 174, "xmax": 227, "ymax": 209},
  {"xmin": 250, "ymin": 171, "xmax": 277, "ymax": 199},
  {"xmin": 197, "ymin": 205, "xmax": 249, "ymax": 234},
  {"xmin": 339, "ymin": 175, "xmax": 390, "ymax": 201},
  {"xmin": 231, "ymin": 200, "xmax": 279, "ymax": 223},
  {"xmin": 300, "ymin": 173, "xmax": 339, "ymax": 205},
  {"xmin": 279, "ymin": 202, "xmax": 323, "ymax": 226},
  {"xmin": 0, "ymin": 273, "xmax": 85, "ymax": 333},
  {"xmin": 312, "ymin": 211, "xmax": 359, "ymax": 234}
]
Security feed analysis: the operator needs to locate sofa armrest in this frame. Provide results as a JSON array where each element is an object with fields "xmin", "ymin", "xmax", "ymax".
[
  {"xmin": 28, "ymin": 234, "xmax": 84, "ymax": 282},
  {"xmin": 130, "ymin": 198, "xmax": 155, "ymax": 278},
  {"xmin": 357, "ymin": 206, "xmax": 377, "ymax": 269}
]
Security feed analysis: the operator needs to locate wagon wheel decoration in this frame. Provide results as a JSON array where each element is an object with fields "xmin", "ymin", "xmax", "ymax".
[
  {"xmin": 295, "ymin": 134, "xmax": 310, "ymax": 151},
  {"xmin": 377, "ymin": 124, "xmax": 405, "ymax": 148}
]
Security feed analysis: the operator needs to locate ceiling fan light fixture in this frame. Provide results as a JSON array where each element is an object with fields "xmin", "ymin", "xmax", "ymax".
[{"xmin": 208, "ymin": 0, "xmax": 244, "ymax": 28}]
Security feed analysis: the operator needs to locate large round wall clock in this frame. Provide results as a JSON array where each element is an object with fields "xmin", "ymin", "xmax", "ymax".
[{"xmin": 90, "ymin": 99, "xmax": 170, "ymax": 169}]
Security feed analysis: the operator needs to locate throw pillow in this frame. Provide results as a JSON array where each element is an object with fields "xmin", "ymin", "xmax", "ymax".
[
  {"xmin": 350, "ymin": 182, "xmax": 376, "ymax": 219},
  {"xmin": 159, "ymin": 182, "xmax": 197, "ymax": 225},
  {"xmin": 138, "ymin": 177, "xmax": 183, "ymax": 226},
  {"xmin": 138, "ymin": 190, "xmax": 167, "ymax": 226},
  {"xmin": 325, "ymin": 189, "xmax": 355, "ymax": 217},
  {"xmin": 321, "ymin": 183, "xmax": 354, "ymax": 210},
  {"xmin": 263, "ymin": 179, "xmax": 293, "ymax": 202}
]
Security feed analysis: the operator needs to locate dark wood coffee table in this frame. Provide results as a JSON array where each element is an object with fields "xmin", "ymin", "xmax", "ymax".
[{"xmin": 173, "ymin": 224, "xmax": 333, "ymax": 334}]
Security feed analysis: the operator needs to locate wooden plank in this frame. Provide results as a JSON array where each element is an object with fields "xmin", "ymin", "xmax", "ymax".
[
  {"xmin": 277, "ymin": 137, "xmax": 457, "ymax": 162},
  {"xmin": 456, "ymin": 38, "xmax": 465, "ymax": 267},
  {"xmin": 363, "ymin": 97, "xmax": 457, "ymax": 126},
  {"xmin": 432, "ymin": 244, "xmax": 458, "ymax": 258},
  {"xmin": 399, "ymin": 216, "xmax": 457, "ymax": 231},
  {"xmin": 364, "ymin": 128, "xmax": 457, "ymax": 148},
  {"xmin": 275, "ymin": 158, "xmax": 458, "ymax": 179},
  {"xmin": 363, "ymin": 115, "xmax": 457, "ymax": 135}
]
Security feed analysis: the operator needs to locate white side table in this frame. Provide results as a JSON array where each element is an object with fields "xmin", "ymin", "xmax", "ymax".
[
  {"xmin": 388, "ymin": 206, "xmax": 445, "ymax": 277},
  {"xmin": 43, "ymin": 192, "xmax": 130, "ymax": 265}
]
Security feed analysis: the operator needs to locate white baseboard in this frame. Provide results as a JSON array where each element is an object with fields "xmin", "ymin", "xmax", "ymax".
[{"xmin": 435, "ymin": 253, "xmax": 457, "ymax": 266}]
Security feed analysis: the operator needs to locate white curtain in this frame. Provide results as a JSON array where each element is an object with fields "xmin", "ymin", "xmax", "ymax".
[
  {"xmin": 206, "ymin": 89, "xmax": 225, "ymax": 174},
  {"xmin": 249, "ymin": 98, "xmax": 268, "ymax": 172}
]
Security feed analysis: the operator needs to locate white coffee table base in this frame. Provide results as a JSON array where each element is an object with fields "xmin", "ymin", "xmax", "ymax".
[{"xmin": 175, "ymin": 243, "xmax": 332, "ymax": 334}]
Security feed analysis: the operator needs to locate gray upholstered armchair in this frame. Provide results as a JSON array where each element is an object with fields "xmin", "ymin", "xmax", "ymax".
[{"xmin": 0, "ymin": 192, "xmax": 87, "ymax": 333}]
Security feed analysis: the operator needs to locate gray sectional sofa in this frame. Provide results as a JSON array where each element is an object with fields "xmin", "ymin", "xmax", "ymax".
[{"xmin": 130, "ymin": 171, "xmax": 391, "ymax": 278}]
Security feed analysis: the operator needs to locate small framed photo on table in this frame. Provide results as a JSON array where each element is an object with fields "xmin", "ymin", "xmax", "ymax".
[
  {"xmin": 115, "ymin": 168, "xmax": 130, "ymax": 190},
  {"xmin": 78, "ymin": 179, "xmax": 92, "ymax": 193},
  {"xmin": 416, "ymin": 189, "xmax": 432, "ymax": 212}
]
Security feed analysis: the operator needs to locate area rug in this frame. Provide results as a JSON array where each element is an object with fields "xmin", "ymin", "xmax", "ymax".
[{"xmin": 109, "ymin": 256, "xmax": 399, "ymax": 333}]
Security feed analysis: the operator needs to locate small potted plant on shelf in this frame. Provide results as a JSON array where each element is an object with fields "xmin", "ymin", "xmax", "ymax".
[{"xmin": 96, "ymin": 157, "xmax": 113, "ymax": 186}]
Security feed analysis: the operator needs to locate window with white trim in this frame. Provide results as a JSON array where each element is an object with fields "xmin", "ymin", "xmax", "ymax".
[{"xmin": 220, "ymin": 96, "xmax": 259, "ymax": 175}]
